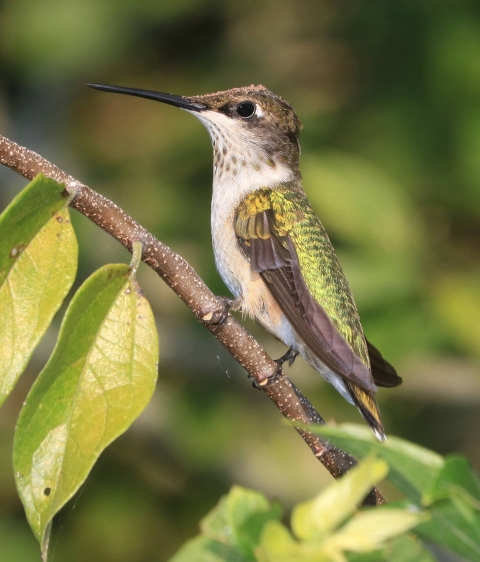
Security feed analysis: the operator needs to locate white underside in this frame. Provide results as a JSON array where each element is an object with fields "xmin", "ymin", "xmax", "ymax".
[{"xmin": 193, "ymin": 110, "xmax": 354, "ymax": 404}]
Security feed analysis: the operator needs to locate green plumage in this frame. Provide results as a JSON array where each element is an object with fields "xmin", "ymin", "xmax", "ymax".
[{"xmin": 237, "ymin": 183, "xmax": 370, "ymax": 368}]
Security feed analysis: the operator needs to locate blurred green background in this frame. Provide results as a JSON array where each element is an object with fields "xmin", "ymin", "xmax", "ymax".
[{"xmin": 1, "ymin": 0, "xmax": 480, "ymax": 560}]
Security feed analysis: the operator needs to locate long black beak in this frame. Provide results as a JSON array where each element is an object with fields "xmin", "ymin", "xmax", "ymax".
[{"xmin": 87, "ymin": 83, "xmax": 207, "ymax": 112}]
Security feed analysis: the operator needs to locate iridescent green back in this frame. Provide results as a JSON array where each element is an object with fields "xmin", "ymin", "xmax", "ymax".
[{"xmin": 269, "ymin": 183, "xmax": 370, "ymax": 368}]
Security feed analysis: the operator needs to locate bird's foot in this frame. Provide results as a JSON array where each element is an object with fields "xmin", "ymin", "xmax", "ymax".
[
  {"xmin": 274, "ymin": 347, "xmax": 299, "ymax": 369},
  {"xmin": 200, "ymin": 296, "xmax": 242, "ymax": 326},
  {"xmin": 248, "ymin": 349, "xmax": 299, "ymax": 392},
  {"xmin": 221, "ymin": 296, "xmax": 242, "ymax": 312}
]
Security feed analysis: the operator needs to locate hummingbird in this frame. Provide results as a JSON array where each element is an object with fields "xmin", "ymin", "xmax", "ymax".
[{"xmin": 88, "ymin": 83, "xmax": 402, "ymax": 440}]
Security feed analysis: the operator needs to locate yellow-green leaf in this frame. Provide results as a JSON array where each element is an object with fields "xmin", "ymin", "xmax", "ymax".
[
  {"xmin": 323, "ymin": 508, "xmax": 428, "ymax": 553},
  {"xmin": 13, "ymin": 263, "xmax": 159, "ymax": 558},
  {"xmin": 0, "ymin": 174, "xmax": 77, "ymax": 405},
  {"xmin": 168, "ymin": 535, "xmax": 244, "ymax": 562},
  {"xmin": 200, "ymin": 485, "xmax": 282, "ymax": 558},
  {"xmin": 225, "ymin": 486, "xmax": 282, "ymax": 558},
  {"xmin": 257, "ymin": 521, "xmax": 327, "ymax": 562},
  {"xmin": 292, "ymin": 457, "xmax": 388, "ymax": 541}
]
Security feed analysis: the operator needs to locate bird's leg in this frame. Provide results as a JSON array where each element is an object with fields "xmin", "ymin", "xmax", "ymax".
[
  {"xmin": 220, "ymin": 296, "xmax": 243, "ymax": 312},
  {"xmin": 259, "ymin": 348, "xmax": 300, "ymax": 388},
  {"xmin": 216, "ymin": 296, "xmax": 243, "ymax": 323},
  {"xmin": 274, "ymin": 347, "xmax": 299, "ymax": 369}
]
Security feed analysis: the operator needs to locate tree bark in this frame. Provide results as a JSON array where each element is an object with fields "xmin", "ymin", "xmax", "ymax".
[{"xmin": 0, "ymin": 134, "xmax": 384, "ymax": 506}]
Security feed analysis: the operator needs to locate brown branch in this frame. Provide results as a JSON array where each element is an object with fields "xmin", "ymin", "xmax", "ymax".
[{"xmin": 0, "ymin": 134, "xmax": 384, "ymax": 506}]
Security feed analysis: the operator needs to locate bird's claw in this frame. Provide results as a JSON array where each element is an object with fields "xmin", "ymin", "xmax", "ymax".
[{"xmin": 274, "ymin": 347, "xmax": 299, "ymax": 368}]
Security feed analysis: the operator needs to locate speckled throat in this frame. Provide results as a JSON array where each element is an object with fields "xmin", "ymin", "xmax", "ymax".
[{"xmin": 192, "ymin": 108, "xmax": 296, "ymax": 301}]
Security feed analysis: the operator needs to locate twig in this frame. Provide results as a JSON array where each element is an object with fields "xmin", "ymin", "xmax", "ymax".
[{"xmin": 0, "ymin": 134, "xmax": 384, "ymax": 506}]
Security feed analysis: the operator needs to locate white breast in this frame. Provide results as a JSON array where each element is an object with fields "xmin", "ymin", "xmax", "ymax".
[{"xmin": 192, "ymin": 110, "xmax": 297, "ymax": 346}]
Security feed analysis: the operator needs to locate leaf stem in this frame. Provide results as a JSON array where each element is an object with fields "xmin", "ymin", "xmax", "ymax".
[{"xmin": 129, "ymin": 239, "xmax": 143, "ymax": 277}]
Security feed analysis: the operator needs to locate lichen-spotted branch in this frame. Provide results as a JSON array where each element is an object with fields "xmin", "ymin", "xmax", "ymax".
[{"xmin": 0, "ymin": 134, "xmax": 384, "ymax": 506}]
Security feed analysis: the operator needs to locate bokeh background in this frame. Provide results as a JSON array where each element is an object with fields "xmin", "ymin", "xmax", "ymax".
[{"xmin": 1, "ymin": 1, "xmax": 480, "ymax": 560}]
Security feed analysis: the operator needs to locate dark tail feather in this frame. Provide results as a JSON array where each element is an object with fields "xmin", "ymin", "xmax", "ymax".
[
  {"xmin": 366, "ymin": 339, "xmax": 402, "ymax": 388},
  {"xmin": 347, "ymin": 383, "xmax": 386, "ymax": 441}
]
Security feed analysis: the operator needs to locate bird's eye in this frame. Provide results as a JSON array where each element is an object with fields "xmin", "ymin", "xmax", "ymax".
[{"xmin": 236, "ymin": 101, "xmax": 256, "ymax": 118}]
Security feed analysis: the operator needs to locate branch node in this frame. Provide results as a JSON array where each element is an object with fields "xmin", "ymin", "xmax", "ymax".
[{"xmin": 200, "ymin": 298, "xmax": 230, "ymax": 325}]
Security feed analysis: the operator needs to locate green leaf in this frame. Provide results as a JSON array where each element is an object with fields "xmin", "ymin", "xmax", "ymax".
[
  {"xmin": 13, "ymin": 263, "xmax": 159, "ymax": 557},
  {"xmin": 257, "ymin": 521, "xmax": 327, "ymax": 562},
  {"xmin": 201, "ymin": 495, "xmax": 231, "ymax": 545},
  {"xmin": 346, "ymin": 550, "xmax": 386, "ymax": 562},
  {"xmin": 308, "ymin": 425, "xmax": 443, "ymax": 503},
  {"xmin": 347, "ymin": 535, "xmax": 436, "ymax": 562},
  {"xmin": 387, "ymin": 535, "xmax": 436, "ymax": 562},
  {"xmin": 0, "ymin": 174, "xmax": 77, "ymax": 405},
  {"xmin": 417, "ymin": 455, "xmax": 480, "ymax": 561},
  {"xmin": 226, "ymin": 486, "xmax": 282, "ymax": 558},
  {"xmin": 169, "ymin": 536, "xmax": 244, "ymax": 562},
  {"xmin": 417, "ymin": 500, "xmax": 480, "ymax": 562},
  {"xmin": 170, "ymin": 486, "xmax": 282, "ymax": 562},
  {"xmin": 201, "ymin": 486, "xmax": 282, "ymax": 559},
  {"xmin": 292, "ymin": 456, "xmax": 388, "ymax": 541},
  {"xmin": 323, "ymin": 508, "xmax": 428, "ymax": 553},
  {"xmin": 423, "ymin": 455, "xmax": 480, "ymax": 506},
  {"xmin": 385, "ymin": 454, "xmax": 480, "ymax": 561}
]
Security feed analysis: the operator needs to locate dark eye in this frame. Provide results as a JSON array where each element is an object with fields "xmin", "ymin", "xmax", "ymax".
[{"xmin": 236, "ymin": 101, "xmax": 256, "ymax": 118}]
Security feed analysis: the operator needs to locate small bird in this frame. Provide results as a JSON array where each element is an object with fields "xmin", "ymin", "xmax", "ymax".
[{"xmin": 88, "ymin": 83, "xmax": 402, "ymax": 440}]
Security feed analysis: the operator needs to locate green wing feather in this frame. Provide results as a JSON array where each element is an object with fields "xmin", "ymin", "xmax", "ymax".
[{"xmin": 237, "ymin": 184, "xmax": 370, "ymax": 367}]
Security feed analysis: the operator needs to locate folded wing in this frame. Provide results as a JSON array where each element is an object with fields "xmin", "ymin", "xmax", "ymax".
[{"xmin": 235, "ymin": 189, "xmax": 401, "ymax": 391}]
